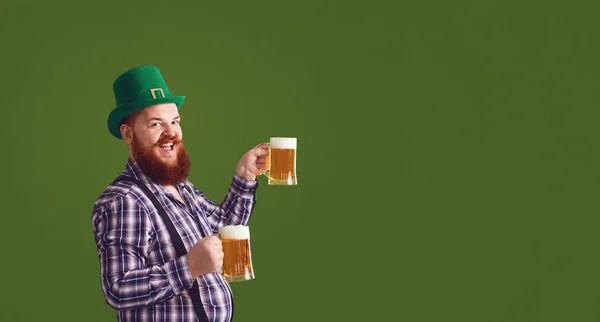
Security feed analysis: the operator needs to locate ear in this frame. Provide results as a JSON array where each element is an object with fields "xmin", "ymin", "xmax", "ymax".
[{"xmin": 120, "ymin": 124, "xmax": 133, "ymax": 144}]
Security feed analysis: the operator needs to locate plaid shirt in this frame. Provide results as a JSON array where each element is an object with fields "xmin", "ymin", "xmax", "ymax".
[{"xmin": 92, "ymin": 158, "xmax": 257, "ymax": 322}]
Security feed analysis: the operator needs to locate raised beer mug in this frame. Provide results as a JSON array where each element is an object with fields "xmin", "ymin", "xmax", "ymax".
[
  {"xmin": 263, "ymin": 137, "xmax": 298, "ymax": 186},
  {"xmin": 219, "ymin": 225, "xmax": 255, "ymax": 282}
]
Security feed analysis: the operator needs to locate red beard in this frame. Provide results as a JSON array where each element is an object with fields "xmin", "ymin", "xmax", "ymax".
[{"xmin": 131, "ymin": 135, "xmax": 191, "ymax": 186}]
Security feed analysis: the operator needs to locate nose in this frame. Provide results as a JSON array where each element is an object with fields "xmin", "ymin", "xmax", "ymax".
[{"xmin": 162, "ymin": 123, "xmax": 177, "ymax": 138}]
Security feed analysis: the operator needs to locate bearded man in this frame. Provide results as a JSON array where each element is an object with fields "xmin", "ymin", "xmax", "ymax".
[{"xmin": 91, "ymin": 65, "xmax": 268, "ymax": 322}]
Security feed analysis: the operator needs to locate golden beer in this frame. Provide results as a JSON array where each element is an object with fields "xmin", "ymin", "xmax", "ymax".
[
  {"xmin": 219, "ymin": 225, "xmax": 255, "ymax": 282},
  {"xmin": 266, "ymin": 137, "xmax": 297, "ymax": 186}
]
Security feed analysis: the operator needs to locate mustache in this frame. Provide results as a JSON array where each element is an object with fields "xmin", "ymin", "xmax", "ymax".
[{"xmin": 155, "ymin": 137, "xmax": 183, "ymax": 146}]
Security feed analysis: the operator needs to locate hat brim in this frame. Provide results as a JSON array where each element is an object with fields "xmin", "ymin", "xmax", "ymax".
[{"xmin": 107, "ymin": 96, "xmax": 185, "ymax": 139}]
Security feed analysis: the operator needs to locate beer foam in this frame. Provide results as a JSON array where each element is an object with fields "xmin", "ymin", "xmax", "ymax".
[
  {"xmin": 219, "ymin": 225, "xmax": 250, "ymax": 240},
  {"xmin": 270, "ymin": 137, "xmax": 297, "ymax": 149}
]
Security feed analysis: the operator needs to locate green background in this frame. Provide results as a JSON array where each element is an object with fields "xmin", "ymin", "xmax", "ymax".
[{"xmin": 1, "ymin": 0, "xmax": 599, "ymax": 321}]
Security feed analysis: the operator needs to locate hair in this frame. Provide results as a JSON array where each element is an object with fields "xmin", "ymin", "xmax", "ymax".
[{"xmin": 119, "ymin": 110, "xmax": 142, "ymax": 135}]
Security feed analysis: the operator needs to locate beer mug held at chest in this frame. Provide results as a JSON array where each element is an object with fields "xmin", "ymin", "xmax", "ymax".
[
  {"xmin": 263, "ymin": 137, "xmax": 298, "ymax": 186},
  {"xmin": 219, "ymin": 225, "xmax": 255, "ymax": 282}
]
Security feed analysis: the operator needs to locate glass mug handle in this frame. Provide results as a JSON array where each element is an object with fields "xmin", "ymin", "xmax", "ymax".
[
  {"xmin": 261, "ymin": 142, "xmax": 277, "ymax": 182},
  {"xmin": 214, "ymin": 233, "xmax": 225, "ymax": 275}
]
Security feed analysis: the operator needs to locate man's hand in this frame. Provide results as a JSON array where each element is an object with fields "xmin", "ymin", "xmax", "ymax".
[
  {"xmin": 235, "ymin": 143, "xmax": 270, "ymax": 181},
  {"xmin": 186, "ymin": 235, "xmax": 223, "ymax": 278}
]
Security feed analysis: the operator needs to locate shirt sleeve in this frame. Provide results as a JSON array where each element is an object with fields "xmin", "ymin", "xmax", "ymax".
[
  {"xmin": 92, "ymin": 194, "xmax": 195, "ymax": 311},
  {"xmin": 193, "ymin": 173, "xmax": 258, "ymax": 234}
]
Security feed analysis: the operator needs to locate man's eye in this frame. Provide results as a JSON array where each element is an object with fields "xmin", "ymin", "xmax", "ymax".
[
  {"xmin": 172, "ymin": 120, "xmax": 180, "ymax": 125},
  {"xmin": 151, "ymin": 122, "xmax": 161, "ymax": 127}
]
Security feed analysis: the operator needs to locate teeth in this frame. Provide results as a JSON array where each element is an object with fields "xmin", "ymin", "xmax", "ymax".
[{"xmin": 160, "ymin": 143, "xmax": 174, "ymax": 147}]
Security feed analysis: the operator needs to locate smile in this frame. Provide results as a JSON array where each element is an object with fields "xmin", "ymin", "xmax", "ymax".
[{"xmin": 159, "ymin": 142, "xmax": 175, "ymax": 151}]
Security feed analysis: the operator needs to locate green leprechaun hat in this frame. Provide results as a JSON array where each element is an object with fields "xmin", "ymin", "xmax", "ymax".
[{"xmin": 107, "ymin": 65, "xmax": 185, "ymax": 139}]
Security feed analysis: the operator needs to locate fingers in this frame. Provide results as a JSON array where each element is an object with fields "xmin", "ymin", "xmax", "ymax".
[
  {"xmin": 234, "ymin": 143, "xmax": 271, "ymax": 180},
  {"xmin": 255, "ymin": 157, "xmax": 267, "ymax": 170},
  {"xmin": 202, "ymin": 235, "xmax": 222, "ymax": 247},
  {"xmin": 248, "ymin": 164, "xmax": 267, "ymax": 176},
  {"xmin": 207, "ymin": 236, "xmax": 223, "ymax": 271},
  {"xmin": 215, "ymin": 257, "xmax": 223, "ymax": 272},
  {"xmin": 252, "ymin": 143, "xmax": 270, "ymax": 156},
  {"xmin": 189, "ymin": 235, "xmax": 225, "ymax": 276},
  {"xmin": 213, "ymin": 241, "xmax": 224, "ymax": 271},
  {"xmin": 203, "ymin": 235, "xmax": 220, "ymax": 242},
  {"xmin": 248, "ymin": 162, "xmax": 266, "ymax": 175}
]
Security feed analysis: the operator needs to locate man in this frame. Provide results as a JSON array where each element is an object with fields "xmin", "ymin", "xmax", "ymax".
[{"xmin": 91, "ymin": 65, "xmax": 268, "ymax": 322}]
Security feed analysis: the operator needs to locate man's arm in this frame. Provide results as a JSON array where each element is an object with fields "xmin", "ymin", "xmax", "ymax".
[
  {"xmin": 194, "ymin": 174, "xmax": 258, "ymax": 234},
  {"xmin": 92, "ymin": 194, "xmax": 194, "ymax": 311},
  {"xmin": 194, "ymin": 143, "xmax": 268, "ymax": 233}
]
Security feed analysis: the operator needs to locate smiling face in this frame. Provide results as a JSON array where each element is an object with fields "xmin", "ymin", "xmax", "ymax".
[{"xmin": 121, "ymin": 103, "xmax": 191, "ymax": 185}]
